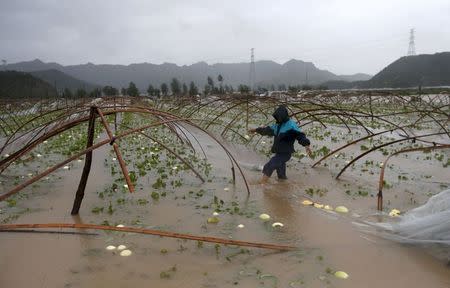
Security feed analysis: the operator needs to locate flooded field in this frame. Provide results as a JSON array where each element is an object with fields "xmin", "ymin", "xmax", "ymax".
[{"xmin": 0, "ymin": 95, "xmax": 449, "ymax": 287}]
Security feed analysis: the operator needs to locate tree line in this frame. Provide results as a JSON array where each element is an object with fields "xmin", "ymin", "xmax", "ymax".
[
  {"xmin": 62, "ymin": 74, "xmax": 328, "ymax": 98},
  {"xmin": 119, "ymin": 74, "xmax": 238, "ymax": 97},
  {"xmin": 0, "ymin": 70, "xmax": 330, "ymax": 100}
]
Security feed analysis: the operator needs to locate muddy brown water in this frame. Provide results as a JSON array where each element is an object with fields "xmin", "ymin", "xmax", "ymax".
[{"xmin": 1, "ymin": 127, "xmax": 449, "ymax": 288}]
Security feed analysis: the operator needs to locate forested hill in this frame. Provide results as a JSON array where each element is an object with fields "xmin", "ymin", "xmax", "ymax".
[
  {"xmin": 0, "ymin": 71, "xmax": 57, "ymax": 99},
  {"xmin": 30, "ymin": 69, "xmax": 99, "ymax": 92},
  {"xmin": 363, "ymin": 52, "xmax": 450, "ymax": 88}
]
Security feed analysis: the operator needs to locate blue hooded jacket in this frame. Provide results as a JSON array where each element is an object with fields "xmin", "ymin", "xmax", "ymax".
[{"xmin": 255, "ymin": 105, "xmax": 310, "ymax": 154}]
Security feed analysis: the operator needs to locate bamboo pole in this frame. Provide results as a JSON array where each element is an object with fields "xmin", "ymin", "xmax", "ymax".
[
  {"xmin": 377, "ymin": 144, "xmax": 450, "ymax": 210},
  {"xmin": 71, "ymin": 106, "xmax": 96, "ymax": 215},
  {"xmin": 0, "ymin": 105, "xmax": 251, "ymax": 198},
  {"xmin": 336, "ymin": 131, "xmax": 447, "ymax": 179},
  {"xmin": 0, "ymin": 119, "xmax": 187, "ymax": 202},
  {"xmin": 96, "ymin": 107, "xmax": 134, "ymax": 193},
  {"xmin": 114, "ymin": 96, "xmax": 118, "ymax": 132},
  {"xmin": 0, "ymin": 223, "xmax": 297, "ymax": 251}
]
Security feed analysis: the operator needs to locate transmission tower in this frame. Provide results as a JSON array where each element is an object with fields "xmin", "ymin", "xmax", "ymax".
[
  {"xmin": 407, "ymin": 28, "xmax": 416, "ymax": 56},
  {"xmin": 249, "ymin": 48, "xmax": 256, "ymax": 91}
]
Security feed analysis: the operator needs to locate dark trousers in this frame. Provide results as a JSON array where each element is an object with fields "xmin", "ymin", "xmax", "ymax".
[{"xmin": 262, "ymin": 153, "xmax": 292, "ymax": 179}]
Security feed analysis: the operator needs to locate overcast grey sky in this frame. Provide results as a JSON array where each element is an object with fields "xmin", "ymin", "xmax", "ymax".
[{"xmin": 1, "ymin": 0, "xmax": 449, "ymax": 75}]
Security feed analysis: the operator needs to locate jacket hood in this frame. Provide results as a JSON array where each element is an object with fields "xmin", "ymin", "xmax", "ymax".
[{"xmin": 272, "ymin": 105, "xmax": 289, "ymax": 124}]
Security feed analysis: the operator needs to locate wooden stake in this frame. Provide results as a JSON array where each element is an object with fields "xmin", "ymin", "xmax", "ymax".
[
  {"xmin": 71, "ymin": 106, "xmax": 96, "ymax": 215},
  {"xmin": 231, "ymin": 166, "xmax": 236, "ymax": 184},
  {"xmin": 114, "ymin": 96, "xmax": 118, "ymax": 132}
]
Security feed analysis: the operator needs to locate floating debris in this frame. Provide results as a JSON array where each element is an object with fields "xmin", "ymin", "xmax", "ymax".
[
  {"xmin": 43, "ymin": 141, "xmax": 48, "ymax": 144},
  {"xmin": 123, "ymin": 184, "xmax": 128, "ymax": 188},
  {"xmin": 259, "ymin": 274, "xmax": 278, "ymax": 283},
  {"xmin": 244, "ymin": 134, "xmax": 250, "ymax": 140},
  {"xmin": 302, "ymin": 200, "xmax": 313, "ymax": 205},
  {"xmin": 261, "ymin": 140, "xmax": 266, "ymax": 144},
  {"xmin": 112, "ymin": 157, "xmax": 117, "ymax": 161},
  {"xmin": 212, "ymin": 211, "xmax": 219, "ymax": 216},
  {"xmin": 335, "ymin": 206, "xmax": 349, "ymax": 213},
  {"xmin": 117, "ymin": 245, "xmax": 127, "ymax": 251},
  {"xmin": 313, "ymin": 203, "xmax": 324, "ymax": 209},
  {"xmin": 334, "ymin": 271, "xmax": 349, "ymax": 279},
  {"xmin": 36, "ymin": 154, "xmax": 42, "ymax": 158},
  {"xmin": 237, "ymin": 224, "xmax": 245, "ymax": 228},
  {"xmin": 63, "ymin": 166, "xmax": 70, "ymax": 170},
  {"xmin": 272, "ymin": 222, "xmax": 284, "ymax": 228},
  {"xmin": 27, "ymin": 173, "xmax": 33, "ymax": 177},
  {"xmin": 224, "ymin": 187, "xmax": 230, "ymax": 191},
  {"xmin": 259, "ymin": 213, "xmax": 271, "ymax": 221},
  {"xmin": 389, "ymin": 209, "xmax": 401, "ymax": 217},
  {"xmin": 207, "ymin": 217, "xmax": 220, "ymax": 224},
  {"xmin": 120, "ymin": 249, "xmax": 132, "ymax": 257},
  {"xmin": 77, "ymin": 159, "xmax": 82, "ymax": 162},
  {"xmin": 4, "ymin": 154, "xmax": 9, "ymax": 157},
  {"xmin": 106, "ymin": 245, "xmax": 116, "ymax": 251},
  {"xmin": 116, "ymin": 224, "xmax": 125, "ymax": 228},
  {"xmin": 324, "ymin": 205, "xmax": 333, "ymax": 210},
  {"xmin": 172, "ymin": 166, "xmax": 178, "ymax": 170}
]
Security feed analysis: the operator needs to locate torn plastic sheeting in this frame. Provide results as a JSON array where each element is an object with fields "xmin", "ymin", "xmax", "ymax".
[{"xmin": 367, "ymin": 189, "xmax": 450, "ymax": 245}]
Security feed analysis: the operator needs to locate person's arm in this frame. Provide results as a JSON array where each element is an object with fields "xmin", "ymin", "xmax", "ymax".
[
  {"xmin": 296, "ymin": 132, "xmax": 313, "ymax": 158},
  {"xmin": 296, "ymin": 131, "xmax": 310, "ymax": 146},
  {"xmin": 248, "ymin": 126, "xmax": 275, "ymax": 136},
  {"xmin": 280, "ymin": 121, "xmax": 313, "ymax": 156}
]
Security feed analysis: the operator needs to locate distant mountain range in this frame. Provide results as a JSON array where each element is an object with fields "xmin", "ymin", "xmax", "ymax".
[
  {"xmin": 1, "ymin": 59, "xmax": 372, "ymax": 91},
  {"xmin": 2, "ymin": 52, "xmax": 448, "ymax": 92}
]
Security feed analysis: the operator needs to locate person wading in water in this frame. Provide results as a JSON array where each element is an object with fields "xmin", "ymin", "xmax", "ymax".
[{"xmin": 248, "ymin": 105, "xmax": 312, "ymax": 183}]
